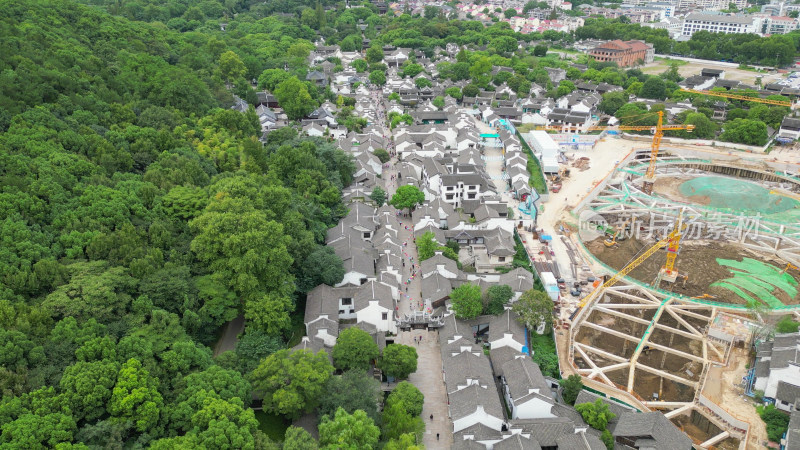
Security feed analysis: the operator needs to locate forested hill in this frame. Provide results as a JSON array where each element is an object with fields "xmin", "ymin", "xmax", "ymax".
[{"xmin": 0, "ymin": 0, "xmax": 353, "ymax": 447}]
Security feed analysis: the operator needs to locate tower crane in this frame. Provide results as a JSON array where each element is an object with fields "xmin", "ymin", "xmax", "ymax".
[
  {"xmin": 569, "ymin": 212, "xmax": 685, "ymax": 321},
  {"xmin": 679, "ymin": 88, "xmax": 796, "ymax": 109},
  {"xmin": 537, "ymin": 111, "xmax": 695, "ymax": 194}
]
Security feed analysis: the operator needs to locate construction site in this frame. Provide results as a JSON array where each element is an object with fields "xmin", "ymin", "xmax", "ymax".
[{"xmin": 530, "ymin": 93, "xmax": 800, "ymax": 449}]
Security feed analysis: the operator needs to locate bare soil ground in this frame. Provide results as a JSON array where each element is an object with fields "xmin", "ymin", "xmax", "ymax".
[
  {"xmin": 586, "ymin": 237, "xmax": 800, "ymax": 306},
  {"xmin": 701, "ymin": 348, "xmax": 768, "ymax": 448},
  {"xmin": 653, "ymin": 175, "xmax": 709, "ymax": 206},
  {"xmin": 640, "ymin": 59, "xmax": 784, "ymax": 85}
]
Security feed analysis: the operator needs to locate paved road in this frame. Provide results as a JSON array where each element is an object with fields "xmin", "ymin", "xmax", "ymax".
[
  {"xmin": 399, "ymin": 329, "xmax": 453, "ymax": 448},
  {"xmin": 213, "ymin": 314, "xmax": 245, "ymax": 356}
]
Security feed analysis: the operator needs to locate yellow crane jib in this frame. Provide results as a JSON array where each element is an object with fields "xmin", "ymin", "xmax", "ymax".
[
  {"xmin": 570, "ymin": 236, "xmax": 670, "ymax": 321},
  {"xmin": 535, "ymin": 111, "xmax": 695, "ymax": 195}
]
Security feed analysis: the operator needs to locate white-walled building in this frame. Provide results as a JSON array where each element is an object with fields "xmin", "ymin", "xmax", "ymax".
[
  {"xmin": 682, "ymin": 12, "xmax": 760, "ymax": 37},
  {"xmin": 754, "ymin": 332, "xmax": 800, "ymax": 412}
]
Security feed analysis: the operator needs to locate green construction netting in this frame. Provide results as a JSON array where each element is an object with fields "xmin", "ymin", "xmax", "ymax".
[
  {"xmin": 679, "ymin": 176, "xmax": 800, "ymax": 221},
  {"xmin": 711, "ymin": 258, "xmax": 798, "ymax": 308}
]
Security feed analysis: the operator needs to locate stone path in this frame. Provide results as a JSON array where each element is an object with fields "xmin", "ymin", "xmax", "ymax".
[
  {"xmin": 372, "ymin": 87, "xmax": 453, "ymax": 444},
  {"xmin": 398, "ymin": 329, "xmax": 452, "ymax": 448}
]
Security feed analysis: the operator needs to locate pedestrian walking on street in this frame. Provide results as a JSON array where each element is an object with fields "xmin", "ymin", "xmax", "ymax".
[
  {"xmin": 430, "ymin": 414, "xmax": 433, "ymax": 421},
  {"xmin": 437, "ymin": 433, "xmax": 440, "ymax": 440}
]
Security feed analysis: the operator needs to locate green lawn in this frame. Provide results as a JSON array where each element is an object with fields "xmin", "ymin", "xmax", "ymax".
[{"xmin": 254, "ymin": 410, "xmax": 290, "ymax": 442}]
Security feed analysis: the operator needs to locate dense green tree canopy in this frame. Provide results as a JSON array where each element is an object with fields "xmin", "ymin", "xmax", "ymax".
[
  {"xmin": 450, "ymin": 283, "xmax": 483, "ymax": 319},
  {"xmin": 249, "ymin": 349, "xmax": 334, "ymax": 419},
  {"xmin": 380, "ymin": 344, "xmax": 418, "ymax": 380},
  {"xmin": 390, "ymin": 185, "xmax": 425, "ymax": 212},
  {"xmin": 331, "ymin": 327, "xmax": 380, "ymax": 372}
]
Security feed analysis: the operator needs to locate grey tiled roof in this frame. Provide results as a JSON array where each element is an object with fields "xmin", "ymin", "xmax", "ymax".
[
  {"xmin": 422, "ymin": 273, "xmax": 453, "ymax": 303},
  {"xmin": 556, "ymin": 432, "xmax": 607, "ymax": 450},
  {"xmin": 488, "ymin": 309, "xmax": 526, "ymax": 345},
  {"xmin": 492, "ymin": 433, "xmax": 542, "ymax": 450},
  {"xmin": 510, "ymin": 417, "xmax": 575, "ymax": 447},
  {"xmin": 443, "ymin": 348, "xmax": 495, "ymax": 390},
  {"xmin": 449, "ymin": 384, "xmax": 504, "ymax": 422},
  {"xmin": 613, "ymin": 412, "xmax": 692, "ymax": 450},
  {"xmin": 354, "ymin": 280, "xmax": 394, "ymax": 312},
  {"xmin": 499, "ymin": 268, "xmax": 534, "ymax": 293},
  {"xmin": 490, "ymin": 346, "xmax": 523, "ymax": 375},
  {"xmin": 786, "ymin": 409, "xmax": 800, "ymax": 450},
  {"xmin": 305, "ymin": 284, "xmax": 358, "ymax": 323},
  {"xmin": 421, "ymin": 254, "xmax": 459, "ymax": 278},
  {"xmin": 502, "ymin": 357, "xmax": 551, "ymax": 402},
  {"xmin": 776, "ymin": 380, "xmax": 800, "ymax": 404}
]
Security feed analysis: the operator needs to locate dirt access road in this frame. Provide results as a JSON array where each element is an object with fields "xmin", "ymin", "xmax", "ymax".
[{"xmin": 702, "ymin": 347, "xmax": 768, "ymax": 448}]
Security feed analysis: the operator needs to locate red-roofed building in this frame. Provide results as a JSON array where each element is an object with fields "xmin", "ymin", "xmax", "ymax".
[{"xmin": 588, "ymin": 39, "xmax": 654, "ymax": 67}]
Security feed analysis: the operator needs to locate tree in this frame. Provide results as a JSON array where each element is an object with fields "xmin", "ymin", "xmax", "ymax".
[
  {"xmin": 601, "ymin": 429, "xmax": 614, "ymax": 450},
  {"xmin": 415, "ymin": 77, "xmax": 432, "ymax": 89},
  {"xmin": 576, "ymin": 399, "xmax": 616, "ymax": 431},
  {"xmin": 598, "ymin": 91, "xmax": 627, "ymax": 115},
  {"xmin": 533, "ymin": 44, "xmax": 548, "ymax": 57},
  {"xmin": 660, "ymin": 63, "xmax": 683, "ymax": 82},
  {"xmin": 450, "ymin": 283, "xmax": 483, "ymax": 319},
  {"xmin": 446, "ymin": 86, "xmax": 462, "ymax": 100},
  {"xmin": 556, "ymin": 80, "xmax": 576, "ymax": 97},
  {"xmin": 373, "ymin": 148, "xmax": 390, "ymax": 163},
  {"xmin": 249, "ymin": 349, "xmax": 334, "ymax": 419},
  {"xmin": 380, "ymin": 344, "xmax": 418, "ymax": 379},
  {"xmin": 332, "ymin": 327, "xmax": 380, "ymax": 372},
  {"xmin": 284, "ymin": 426, "xmax": 318, "ymax": 450},
  {"xmin": 720, "ymin": 118, "xmax": 768, "ymax": 146},
  {"xmin": 386, "ymin": 381, "xmax": 424, "ymax": 416},
  {"xmin": 758, "ymin": 404, "xmax": 790, "ymax": 442},
  {"xmin": 108, "ymin": 358, "xmax": 164, "ymax": 433},
  {"xmin": 388, "ymin": 92, "xmax": 401, "ymax": 102},
  {"xmin": 369, "ymin": 70, "xmax": 386, "ymax": 86},
  {"xmin": 417, "ymin": 232, "xmax": 439, "ymax": 261},
  {"xmin": 512, "ymin": 289, "xmax": 554, "ymax": 332},
  {"xmin": 60, "ymin": 359, "xmax": 119, "ymax": 421},
  {"xmin": 640, "ymin": 76, "xmax": 666, "ymax": 100},
  {"xmin": 297, "ymin": 246, "xmax": 345, "ymax": 293},
  {"xmin": 234, "ymin": 329, "xmax": 284, "ymax": 374},
  {"xmin": 390, "ymin": 185, "xmax": 425, "ymax": 213},
  {"xmin": 318, "ymin": 370, "xmax": 382, "ymax": 422},
  {"xmin": 371, "ymin": 187, "xmax": 386, "ymax": 207},
  {"xmin": 219, "ymin": 51, "xmax": 246, "ymax": 82},
  {"xmin": 274, "ymin": 77, "xmax": 316, "ymax": 120},
  {"xmin": 504, "ymin": 8, "xmax": 517, "ymax": 18},
  {"xmin": 352, "ymin": 59, "xmax": 368, "ymax": 72},
  {"xmin": 776, "ymin": 315, "xmax": 800, "ymax": 333},
  {"xmin": 366, "ymin": 45, "xmax": 384, "ymax": 64},
  {"xmin": 401, "ymin": 63, "xmax": 424, "ymax": 78},
  {"xmin": 384, "ymin": 434, "xmax": 422, "ymax": 450},
  {"xmin": 491, "ymin": 36, "xmax": 518, "ymax": 55},
  {"xmin": 381, "ymin": 401, "xmax": 424, "ymax": 441},
  {"xmin": 432, "ymin": 96, "xmax": 445, "ymax": 110},
  {"xmin": 190, "ymin": 197, "xmax": 295, "ymax": 335},
  {"xmin": 470, "ymin": 56, "xmax": 492, "ymax": 87},
  {"xmin": 485, "ymin": 285, "xmax": 513, "ymax": 315},
  {"xmin": 0, "ymin": 412, "xmax": 77, "ymax": 448},
  {"xmin": 318, "ymin": 408, "xmax": 380, "ymax": 450},
  {"xmin": 190, "ymin": 396, "xmax": 261, "ymax": 449},
  {"xmin": 559, "ymin": 374, "xmax": 584, "ymax": 405},
  {"xmin": 462, "ymin": 84, "xmax": 480, "ymax": 98}
]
